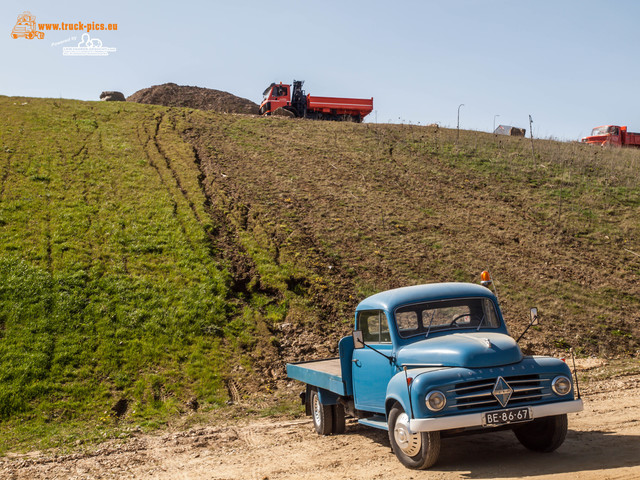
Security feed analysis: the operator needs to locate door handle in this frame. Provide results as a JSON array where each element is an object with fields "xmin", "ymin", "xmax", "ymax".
[{"xmin": 352, "ymin": 359, "xmax": 361, "ymax": 367}]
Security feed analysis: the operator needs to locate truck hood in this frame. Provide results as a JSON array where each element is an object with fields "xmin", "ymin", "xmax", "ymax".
[{"xmin": 397, "ymin": 332, "xmax": 523, "ymax": 368}]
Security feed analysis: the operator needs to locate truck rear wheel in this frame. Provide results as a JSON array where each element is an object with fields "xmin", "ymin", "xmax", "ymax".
[
  {"xmin": 514, "ymin": 414, "xmax": 568, "ymax": 452},
  {"xmin": 310, "ymin": 388, "xmax": 333, "ymax": 435},
  {"xmin": 332, "ymin": 403, "xmax": 345, "ymax": 434},
  {"xmin": 388, "ymin": 404, "xmax": 440, "ymax": 469}
]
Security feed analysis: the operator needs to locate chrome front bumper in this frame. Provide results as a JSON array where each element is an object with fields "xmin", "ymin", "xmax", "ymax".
[{"xmin": 409, "ymin": 399, "xmax": 583, "ymax": 432}]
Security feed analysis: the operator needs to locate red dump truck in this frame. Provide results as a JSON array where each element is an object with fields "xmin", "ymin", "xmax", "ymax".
[
  {"xmin": 259, "ymin": 80, "xmax": 373, "ymax": 122},
  {"xmin": 581, "ymin": 125, "xmax": 640, "ymax": 147}
]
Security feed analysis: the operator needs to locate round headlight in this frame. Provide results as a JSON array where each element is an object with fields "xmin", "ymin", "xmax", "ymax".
[
  {"xmin": 552, "ymin": 376, "xmax": 572, "ymax": 396},
  {"xmin": 425, "ymin": 390, "xmax": 446, "ymax": 411}
]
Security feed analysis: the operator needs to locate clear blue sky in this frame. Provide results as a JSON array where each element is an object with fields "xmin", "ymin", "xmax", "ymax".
[{"xmin": 2, "ymin": 0, "xmax": 638, "ymax": 140}]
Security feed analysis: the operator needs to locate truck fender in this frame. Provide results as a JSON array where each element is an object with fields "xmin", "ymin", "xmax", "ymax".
[
  {"xmin": 303, "ymin": 385, "xmax": 341, "ymax": 416},
  {"xmin": 315, "ymin": 386, "xmax": 341, "ymax": 406},
  {"xmin": 385, "ymin": 370, "xmax": 413, "ymax": 419}
]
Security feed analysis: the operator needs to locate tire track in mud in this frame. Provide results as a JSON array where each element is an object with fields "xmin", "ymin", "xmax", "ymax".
[
  {"xmin": 135, "ymin": 115, "xmax": 198, "ymax": 254},
  {"xmin": 135, "ymin": 114, "xmax": 236, "ymax": 291},
  {"xmin": 167, "ymin": 114, "xmax": 351, "ymax": 393},
  {"xmin": 135, "ymin": 111, "xmax": 235, "ymax": 301},
  {"xmin": 165, "ymin": 112, "xmax": 284, "ymax": 304},
  {"xmin": 152, "ymin": 114, "xmax": 204, "ymax": 226},
  {"xmin": 179, "ymin": 114, "xmax": 359, "ymax": 302},
  {"xmin": 151, "ymin": 113, "xmax": 261, "ymax": 317},
  {"xmin": 176, "ymin": 114, "xmax": 363, "ymax": 360},
  {"xmin": 176, "ymin": 121, "xmax": 295, "ymax": 395}
]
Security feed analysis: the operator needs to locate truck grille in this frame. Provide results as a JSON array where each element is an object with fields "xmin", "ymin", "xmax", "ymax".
[{"xmin": 449, "ymin": 374, "xmax": 550, "ymax": 410}]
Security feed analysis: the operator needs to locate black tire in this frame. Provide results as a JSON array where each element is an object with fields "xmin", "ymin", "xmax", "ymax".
[
  {"xmin": 283, "ymin": 106, "xmax": 299, "ymax": 118},
  {"xmin": 514, "ymin": 414, "xmax": 568, "ymax": 452},
  {"xmin": 332, "ymin": 403, "xmax": 345, "ymax": 434},
  {"xmin": 310, "ymin": 389, "xmax": 333, "ymax": 435},
  {"xmin": 388, "ymin": 404, "xmax": 440, "ymax": 470}
]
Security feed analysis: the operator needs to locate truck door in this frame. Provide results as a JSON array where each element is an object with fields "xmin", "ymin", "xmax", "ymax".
[
  {"xmin": 352, "ymin": 310, "xmax": 394, "ymax": 413},
  {"xmin": 609, "ymin": 126, "xmax": 621, "ymax": 146}
]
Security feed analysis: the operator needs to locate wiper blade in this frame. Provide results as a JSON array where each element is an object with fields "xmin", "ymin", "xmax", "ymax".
[
  {"xmin": 425, "ymin": 310, "xmax": 436, "ymax": 339},
  {"xmin": 476, "ymin": 314, "xmax": 486, "ymax": 331}
]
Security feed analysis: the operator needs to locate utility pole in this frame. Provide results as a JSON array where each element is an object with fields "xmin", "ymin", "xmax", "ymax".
[
  {"xmin": 457, "ymin": 104, "xmax": 464, "ymax": 143},
  {"xmin": 529, "ymin": 115, "xmax": 535, "ymax": 164}
]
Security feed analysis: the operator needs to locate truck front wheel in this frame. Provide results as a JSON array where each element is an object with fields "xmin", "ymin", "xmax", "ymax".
[
  {"xmin": 513, "ymin": 414, "xmax": 568, "ymax": 452},
  {"xmin": 388, "ymin": 404, "xmax": 440, "ymax": 469}
]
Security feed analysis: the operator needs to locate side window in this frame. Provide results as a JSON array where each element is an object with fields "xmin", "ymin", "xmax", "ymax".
[{"xmin": 358, "ymin": 310, "xmax": 391, "ymax": 343}]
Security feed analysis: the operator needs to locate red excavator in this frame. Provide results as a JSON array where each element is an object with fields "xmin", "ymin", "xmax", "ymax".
[{"xmin": 259, "ymin": 80, "xmax": 373, "ymax": 122}]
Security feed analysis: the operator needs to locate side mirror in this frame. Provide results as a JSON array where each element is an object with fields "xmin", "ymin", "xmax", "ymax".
[
  {"xmin": 353, "ymin": 330, "xmax": 365, "ymax": 349},
  {"xmin": 530, "ymin": 307, "xmax": 539, "ymax": 325},
  {"xmin": 517, "ymin": 308, "xmax": 540, "ymax": 343}
]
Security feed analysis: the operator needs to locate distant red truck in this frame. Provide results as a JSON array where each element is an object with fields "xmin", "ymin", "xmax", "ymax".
[
  {"xmin": 581, "ymin": 125, "xmax": 640, "ymax": 147},
  {"xmin": 260, "ymin": 80, "xmax": 373, "ymax": 122}
]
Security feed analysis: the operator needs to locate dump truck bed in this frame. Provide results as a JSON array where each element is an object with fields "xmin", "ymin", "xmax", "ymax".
[
  {"xmin": 306, "ymin": 95, "xmax": 374, "ymax": 118},
  {"xmin": 286, "ymin": 358, "xmax": 346, "ymax": 396}
]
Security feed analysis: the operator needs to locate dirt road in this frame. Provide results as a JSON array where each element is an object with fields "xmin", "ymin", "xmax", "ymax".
[{"xmin": 2, "ymin": 372, "xmax": 639, "ymax": 480}]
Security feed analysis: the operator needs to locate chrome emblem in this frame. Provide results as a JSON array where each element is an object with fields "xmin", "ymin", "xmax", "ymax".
[
  {"xmin": 483, "ymin": 338, "xmax": 492, "ymax": 348},
  {"xmin": 492, "ymin": 376, "xmax": 513, "ymax": 407}
]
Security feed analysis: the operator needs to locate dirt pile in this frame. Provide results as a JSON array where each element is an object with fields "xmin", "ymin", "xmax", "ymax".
[{"xmin": 127, "ymin": 83, "xmax": 259, "ymax": 114}]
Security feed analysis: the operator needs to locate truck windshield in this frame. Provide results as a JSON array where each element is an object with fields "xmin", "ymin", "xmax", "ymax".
[
  {"xmin": 591, "ymin": 126, "xmax": 613, "ymax": 135},
  {"xmin": 395, "ymin": 297, "xmax": 500, "ymax": 339}
]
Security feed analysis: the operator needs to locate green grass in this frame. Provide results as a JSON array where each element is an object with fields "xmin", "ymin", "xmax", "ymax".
[{"xmin": 0, "ymin": 98, "xmax": 236, "ymax": 452}]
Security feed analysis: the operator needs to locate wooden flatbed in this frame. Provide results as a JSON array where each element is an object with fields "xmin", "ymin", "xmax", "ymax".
[{"xmin": 286, "ymin": 358, "xmax": 346, "ymax": 396}]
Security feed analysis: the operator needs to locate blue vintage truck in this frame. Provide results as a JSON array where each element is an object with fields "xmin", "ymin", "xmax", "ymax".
[{"xmin": 286, "ymin": 281, "xmax": 583, "ymax": 469}]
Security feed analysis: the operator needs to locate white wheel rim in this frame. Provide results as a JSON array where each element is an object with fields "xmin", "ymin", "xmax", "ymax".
[
  {"xmin": 312, "ymin": 394, "xmax": 322, "ymax": 427},
  {"xmin": 394, "ymin": 412, "xmax": 421, "ymax": 457}
]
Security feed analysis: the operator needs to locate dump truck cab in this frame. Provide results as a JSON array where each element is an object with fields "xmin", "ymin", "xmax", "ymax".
[
  {"xmin": 582, "ymin": 125, "xmax": 622, "ymax": 146},
  {"xmin": 259, "ymin": 82, "xmax": 291, "ymax": 116}
]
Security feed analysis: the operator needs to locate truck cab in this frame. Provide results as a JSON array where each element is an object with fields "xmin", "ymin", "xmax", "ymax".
[
  {"xmin": 287, "ymin": 282, "xmax": 583, "ymax": 470},
  {"xmin": 259, "ymin": 83, "xmax": 291, "ymax": 116},
  {"xmin": 582, "ymin": 125, "xmax": 622, "ymax": 146}
]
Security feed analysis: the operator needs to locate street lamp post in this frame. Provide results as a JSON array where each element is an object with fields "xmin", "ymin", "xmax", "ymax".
[
  {"xmin": 493, "ymin": 114, "xmax": 500, "ymax": 133},
  {"xmin": 457, "ymin": 103, "xmax": 464, "ymax": 143}
]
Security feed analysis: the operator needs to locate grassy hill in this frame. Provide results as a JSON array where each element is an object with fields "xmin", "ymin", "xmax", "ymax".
[{"xmin": 1, "ymin": 97, "xmax": 638, "ymax": 451}]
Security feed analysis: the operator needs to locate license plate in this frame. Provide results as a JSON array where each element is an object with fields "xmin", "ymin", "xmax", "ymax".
[{"xmin": 483, "ymin": 407, "xmax": 531, "ymax": 426}]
